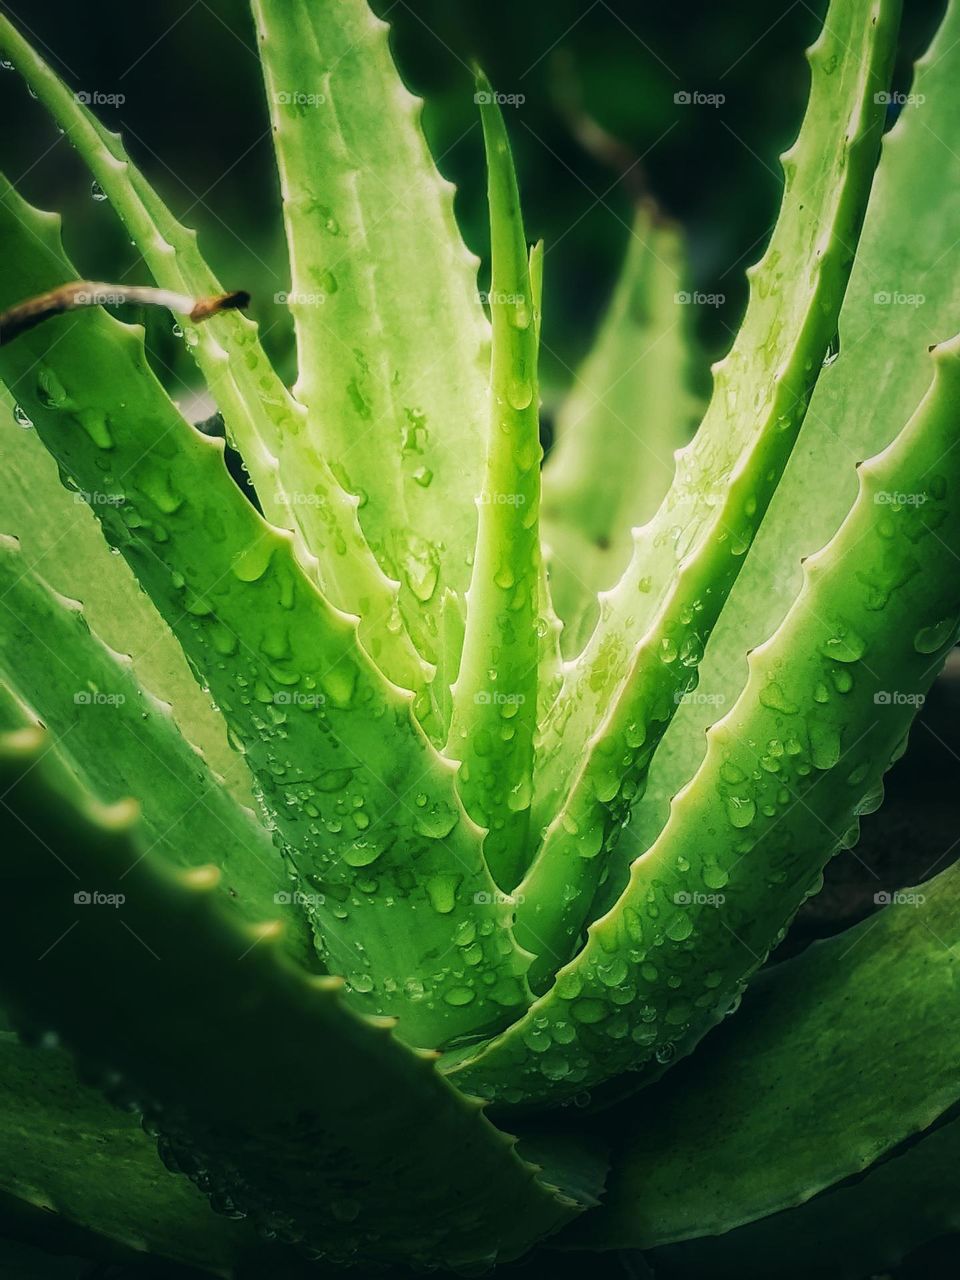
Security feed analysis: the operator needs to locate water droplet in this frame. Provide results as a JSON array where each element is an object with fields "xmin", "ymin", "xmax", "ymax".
[
  {"xmin": 91, "ymin": 180, "xmax": 107, "ymax": 202},
  {"xmin": 12, "ymin": 403, "xmax": 32, "ymax": 429}
]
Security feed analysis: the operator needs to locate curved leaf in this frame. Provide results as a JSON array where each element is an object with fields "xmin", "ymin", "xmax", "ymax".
[
  {"xmin": 647, "ymin": 1115, "xmax": 960, "ymax": 1280},
  {"xmin": 564, "ymin": 860, "xmax": 960, "ymax": 1249},
  {"xmin": 622, "ymin": 0, "xmax": 960, "ymax": 905},
  {"xmin": 0, "ymin": 184, "xmax": 532, "ymax": 1048},
  {"xmin": 448, "ymin": 331, "xmax": 960, "ymax": 1103},
  {"xmin": 0, "ymin": 21, "xmax": 432, "ymax": 712},
  {"xmin": 250, "ymin": 0, "xmax": 490, "ymax": 665},
  {"xmin": 542, "ymin": 204, "xmax": 698, "ymax": 648},
  {"xmin": 0, "ymin": 723, "xmax": 584, "ymax": 1272},
  {"xmin": 0, "ymin": 542, "xmax": 315, "ymax": 967},
  {"xmin": 519, "ymin": 0, "xmax": 900, "ymax": 981},
  {"xmin": 446, "ymin": 75, "xmax": 542, "ymax": 890}
]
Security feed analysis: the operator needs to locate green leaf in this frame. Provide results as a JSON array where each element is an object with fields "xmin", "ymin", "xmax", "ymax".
[
  {"xmin": 0, "ymin": 182, "xmax": 532, "ymax": 1048},
  {"xmin": 647, "ymin": 1115, "xmax": 960, "ymax": 1279},
  {"xmin": 541, "ymin": 204, "xmax": 698, "ymax": 648},
  {"xmin": 0, "ymin": 382, "xmax": 251, "ymax": 807},
  {"xmin": 563, "ymin": 861, "xmax": 960, "ymax": 1249},
  {"xmin": 623, "ymin": 0, "xmax": 960, "ymax": 891},
  {"xmin": 0, "ymin": 19, "xmax": 432, "ymax": 713},
  {"xmin": 445, "ymin": 73, "xmax": 542, "ymax": 890},
  {"xmin": 0, "ymin": 1030, "xmax": 263, "ymax": 1276},
  {"xmin": 447, "ymin": 330, "xmax": 960, "ymax": 1103},
  {"xmin": 0, "ymin": 725, "xmax": 584, "ymax": 1271},
  {"xmin": 250, "ymin": 0, "xmax": 491, "ymax": 665},
  {"xmin": 0, "ymin": 541, "xmax": 316, "ymax": 969},
  {"xmin": 519, "ymin": 0, "xmax": 901, "ymax": 983}
]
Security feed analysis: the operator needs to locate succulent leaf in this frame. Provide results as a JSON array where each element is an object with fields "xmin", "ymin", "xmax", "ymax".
[
  {"xmin": 649, "ymin": 1114, "xmax": 960, "ymax": 1279},
  {"xmin": 542, "ymin": 204, "xmax": 699, "ymax": 648},
  {"xmin": 0, "ymin": 381, "xmax": 251, "ymax": 805},
  {"xmin": 448, "ymin": 332, "xmax": 960, "ymax": 1102},
  {"xmin": 0, "ymin": 542, "xmax": 315, "ymax": 967},
  {"xmin": 0, "ymin": 1028, "xmax": 263, "ymax": 1275},
  {"xmin": 250, "ymin": 0, "xmax": 491, "ymax": 667},
  {"xmin": 445, "ymin": 75, "xmax": 542, "ymax": 891},
  {"xmin": 0, "ymin": 724, "xmax": 586, "ymax": 1271},
  {"xmin": 519, "ymin": 0, "xmax": 901, "ymax": 981},
  {"xmin": 624, "ymin": 0, "xmax": 960, "ymax": 891},
  {"xmin": 0, "ymin": 184, "xmax": 533, "ymax": 1047},
  {"xmin": 563, "ymin": 861, "xmax": 960, "ymax": 1249},
  {"xmin": 0, "ymin": 20, "xmax": 433, "ymax": 714}
]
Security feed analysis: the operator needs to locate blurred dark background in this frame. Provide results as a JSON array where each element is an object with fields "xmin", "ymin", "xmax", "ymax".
[{"xmin": 0, "ymin": 0, "xmax": 947, "ymax": 407}]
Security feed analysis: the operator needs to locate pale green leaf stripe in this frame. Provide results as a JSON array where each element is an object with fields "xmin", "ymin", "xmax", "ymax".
[
  {"xmin": 0, "ymin": 201, "xmax": 533, "ymax": 1049},
  {"xmin": 0, "ymin": 22, "xmax": 432, "ymax": 714},
  {"xmin": 0, "ymin": 381, "xmax": 251, "ymax": 805},
  {"xmin": 448, "ymin": 332, "xmax": 960, "ymax": 1103},
  {"xmin": 251, "ymin": 0, "xmax": 490, "ymax": 667},
  {"xmin": 0, "ymin": 542, "xmax": 316, "ymax": 968},
  {"xmin": 445, "ymin": 75, "xmax": 542, "ymax": 891},
  {"xmin": 622, "ymin": 0, "xmax": 960, "ymax": 896},
  {"xmin": 564, "ymin": 860, "xmax": 960, "ymax": 1249},
  {"xmin": 542, "ymin": 204, "xmax": 698, "ymax": 648},
  {"xmin": 0, "ymin": 728, "xmax": 580, "ymax": 1272},
  {"xmin": 519, "ymin": 0, "xmax": 899, "ymax": 981}
]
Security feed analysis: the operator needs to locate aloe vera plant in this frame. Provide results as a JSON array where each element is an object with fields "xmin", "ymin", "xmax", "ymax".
[{"xmin": 0, "ymin": 0, "xmax": 959, "ymax": 1274}]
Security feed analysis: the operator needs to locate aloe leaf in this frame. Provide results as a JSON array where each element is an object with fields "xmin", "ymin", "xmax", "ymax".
[
  {"xmin": 519, "ymin": 0, "xmax": 900, "ymax": 980},
  {"xmin": 448, "ymin": 331, "xmax": 960, "ymax": 1103},
  {"xmin": 445, "ymin": 75, "xmax": 542, "ymax": 890},
  {"xmin": 563, "ymin": 860, "xmax": 960, "ymax": 1249},
  {"xmin": 0, "ymin": 383, "xmax": 251, "ymax": 806},
  {"xmin": 624, "ymin": 0, "xmax": 960, "ymax": 882},
  {"xmin": 0, "ymin": 22, "xmax": 432, "ymax": 712},
  {"xmin": 0, "ymin": 179, "xmax": 533, "ymax": 1046},
  {"xmin": 542, "ymin": 204, "xmax": 698, "ymax": 647},
  {"xmin": 0, "ymin": 542, "xmax": 317, "ymax": 968},
  {"xmin": 648, "ymin": 1115, "xmax": 960, "ymax": 1280},
  {"xmin": 0, "ymin": 1029, "xmax": 266, "ymax": 1276},
  {"xmin": 250, "ymin": 0, "xmax": 490, "ymax": 664},
  {"xmin": 0, "ymin": 726, "xmax": 583, "ymax": 1271}
]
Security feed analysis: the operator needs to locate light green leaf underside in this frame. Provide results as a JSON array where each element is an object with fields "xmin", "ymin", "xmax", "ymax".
[
  {"xmin": 564, "ymin": 860, "xmax": 960, "ymax": 1249},
  {"xmin": 649, "ymin": 1115, "xmax": 960, "ymax": 1280},
  {"xmin": 445, "ymin": 75, "xmax": 542, "ymax": 891},
  {"xmin": 447, "ymin": 331, "xmax": 960, "ymax": 1104},
  {"xmin": 0, "ymin": 1030, "xmax": 263, "ymax": 1277},
  {"xmin": 0, "ymin": 180, "xmax": 532, "ymax": 1047},
  {"xmin": 518, "ymin": 0, "xmax": 900, "ymax": 985},
  {"xmin": 0, "ymin": 382, "xmax": 250, "ymax": 806},
  {"xmin": 251, "ymin": 0, "xmax": 490, "ymax": 666},
  {"xmin": 0, "ymin": 18, "xmax": 432, "ymax": 714},
  {"xmin": 542, "ymin": 205, "xmax": 699, "ymax": 650},
  {"xmin": 0, "ymin": 543, "xmax": 315, "ymax": 969},
  {"xmin": 0, "ymin": 726, "xmax": 583, "ymax": 1272},
  {"xmin": 621, "ymin": 0, "xmax": 960, "ymax": 900}
]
